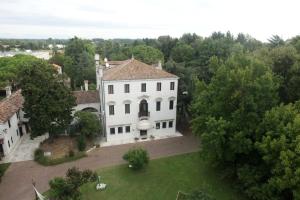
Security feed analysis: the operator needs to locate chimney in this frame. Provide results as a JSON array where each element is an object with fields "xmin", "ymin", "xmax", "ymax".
[
  {"xmin": 157, "ymin": 60, "xmax": 162, "ymax": 70},
  {"xmin": 84, "ymin": 80, "xmax": 89, "ymax": 91},
  {"xmin": 5, "ymin": 86, "xmax": 11, "ymax": 97},
  {"xmin": 95, "ymin": 54, "xmax": 100, "ymax": 66}
]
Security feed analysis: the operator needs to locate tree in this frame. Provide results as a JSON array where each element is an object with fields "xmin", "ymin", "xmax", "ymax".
[
  {"xmin": 49, "ymin": 177, "xmax": 81, "ymax": 200},
  {"xmin": 191, "ymin": 55, "xmax": 279, "ymax": 193},
  {"xmin": 268, "ymin": 35, "xmax": 285, "ymax": 48},
  {"xmin": 74, "ymin": 111, "xmax": 101, "ymax": 137},
  {"xmin": 64, "ymin": 37, "xmax": 95, "ymax": 89},
  {"xmin": 171, "ymin": 42, "xmax": 195, "ymax": 63},
  {"xmin": 19, "ymin": 60, "xmax": 76, "ymax": 138},
  {"xmin": 49, "ymin": 52, "xmax": 65, "ymax": 67},
  {"xmin": 0, "ymin": 54, "xmax": 39, "ymax": 87},
  {"xmin": 131, "ymin": 45, "xmax": 164, "ymax": 64},
  {"xmin": 268, "ymin": 46, "xmax": 299, "ymax": 103},
  {"xmin": 252, "ymin": 102, "xmax": 300, "ymax": 199},
  {"xmin": 48, "ymin": 167, "xmax": 97, "ymax": 200},
  {"xmin": 123, "ymin": 147, "xmax": 149, "ymax": 170}
]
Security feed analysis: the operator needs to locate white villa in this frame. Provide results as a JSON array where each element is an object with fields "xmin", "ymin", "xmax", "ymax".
[
  {"xmin": 0, "ymin": 55, "xmax": 180, "ymax": 160},
  {"xmin": 95, "ymin": 55, "xmax": 179, "ymax": 143}
]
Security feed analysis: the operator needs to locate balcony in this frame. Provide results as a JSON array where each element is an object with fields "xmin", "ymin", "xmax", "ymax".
[{"xmin": 138, "ymin": 111, "xmax": 150, "ymax": 119}]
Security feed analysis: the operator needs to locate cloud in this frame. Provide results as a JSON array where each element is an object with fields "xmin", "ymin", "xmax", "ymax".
[{"xmin": 0, "ymin": 0, "xmax": 299, "ymax": 41}]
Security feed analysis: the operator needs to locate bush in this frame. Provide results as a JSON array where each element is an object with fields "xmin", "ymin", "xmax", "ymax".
[
  {"xmin": 123, "ymin": 147, "xmax": 149, "ymax": 170},
  {"xmin": 34, "ymin": 148, "xmax": 46, "ymax": 163},
  {"xmin": 82, "ymin": 169, "xmax": 97, "ymax": 183},
  {"xmin": 49, "ymin": 167, "xmax": 98, "ymax": 200},
  {"xmin": 68, "ymin": 150, "xmax": 75, "ymax": 157},
  {"xmin": 77, "ymin": 135, "xmax": 86, "ymax": 151}
]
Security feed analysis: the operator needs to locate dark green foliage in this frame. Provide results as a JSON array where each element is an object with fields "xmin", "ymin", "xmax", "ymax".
[
  {"xmin": 77, "ymin": 135, "xmax": 86, "ymax": 151},
  {"xmin": 123, "ymin": 147, "xmax": 149, "ymax": 170},
  {"xmin": 68, "ymin": 150, "xmax": 74, "ymax": 157},
  {"xmin": 48, "ymin": 167, "xmax": 98, "ymax": 199},
  {"xmin": 19, "ymin": 60, "xmax": 76, "ymax": 138},
  {"xmin": 131, "ymin": 45, "xmax": 164, "ymax": 64},
  {"xmin": 74, "ymin": 111, "xmax": 101, "ymax": 137},
  {"xmin": 49, "ymin": 177, "xmax": 81, "ymax": 200},
  {"xmin": 34, "ymin": 148, "xmax": 46, "ymax": 163},
  {"xmin": 64, "ymin": 37, "xmax": 95, "ymax": 88},
  {"xmin": 191, "ymin": 55, "xmax": 281, "ymax": 199}
]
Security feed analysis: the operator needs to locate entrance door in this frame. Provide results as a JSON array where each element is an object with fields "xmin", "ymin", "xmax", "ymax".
[
  {"xmin": 0, "ymin": 143, "xmax": 4, "ymax": 158},
  {"xmin": 19, "ymin": 126, "xmax": 23, "ymax": 137},
  {"xmin": 140, "ymin": 130, "xmax": 147, "ymax": 137}
]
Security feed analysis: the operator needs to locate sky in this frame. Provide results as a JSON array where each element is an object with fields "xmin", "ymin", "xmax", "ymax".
[{"xmin": 0, "ymin": 0, "xmax": 299, "ymax": 41}]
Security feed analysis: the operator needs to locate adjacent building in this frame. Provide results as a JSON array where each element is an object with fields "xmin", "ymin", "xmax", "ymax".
[{"xmin": 0, "ymin": 88, "xmax": 28, "ymax": 158}]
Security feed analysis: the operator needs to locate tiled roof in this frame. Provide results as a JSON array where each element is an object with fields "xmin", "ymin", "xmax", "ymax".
[
  {"xmin": 73, "ymin": 90, "xmax": 100, "ymax": 105},
  {"xmin": 103, "ymin": 59, "xmax": 178, "ymax": 81},
  {"xmin": 0, "ymin": 90, "xmax": 24, "ymax": 123}
]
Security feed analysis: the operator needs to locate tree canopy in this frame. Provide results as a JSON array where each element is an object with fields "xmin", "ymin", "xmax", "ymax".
[{"xmin": 19, "ymin": 59, "xmax": 76, "ymax": 138}]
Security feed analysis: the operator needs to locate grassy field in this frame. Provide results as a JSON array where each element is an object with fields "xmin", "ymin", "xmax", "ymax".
[
  {"xmin": 80, "ymin": 153, "xmax": 246, "ymax": 200},
  {"xmin": 0, "ymin": 163, "xmax": 11, "ymax": 182}
]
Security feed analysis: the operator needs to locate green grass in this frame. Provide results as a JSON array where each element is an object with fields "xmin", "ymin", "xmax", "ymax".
[
  {"xmin": 80, "ymin": 153, "xmax": 246, "ymax": 200},
  {"xmin": 0, "ymin": 163, "xmax": 11, "ymax": 182}
]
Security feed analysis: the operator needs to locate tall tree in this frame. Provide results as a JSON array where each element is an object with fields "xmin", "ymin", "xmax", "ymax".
[
  {"xmin": 64, "ymin": 37, "xmax": 95, "ymax": 89},
  {"xmin": 19, "ymin": 60, "xmax": 76, "ymax": 138},
  {"xmin": 253, "ymin": 102, "xmax": 300, "ymax": 199},
  {"xmin": 191, "ymin": 55, "xmax": 279, "ymax": 198}
]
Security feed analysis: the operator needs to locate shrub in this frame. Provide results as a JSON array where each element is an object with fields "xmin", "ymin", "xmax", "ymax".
[
  {"xmin": 68, "ymin": 150, "xmax": 75, "ymax": 157},
  {"xmin": 34, "ymin": 148, "xmax": 46, "ymax": 163},
  {"xmin": 77, "ymin": 135, "xmax": 86, "ymax": 151},
  {"xmin": 123, "ymin": 147, "xmax": 149, "ymax": 170},
  {"xmin": 49, "ymin": 167, "xmax": 98, "ymax": 200},
  {"xmin": 82, "ymin": 169, "xmax": 97, "ymax": 183}
]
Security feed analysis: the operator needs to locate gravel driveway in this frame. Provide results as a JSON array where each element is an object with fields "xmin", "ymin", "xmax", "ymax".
[{"xmin": 0, "ymin": 134, "xmax": 199, "ymax": 200}]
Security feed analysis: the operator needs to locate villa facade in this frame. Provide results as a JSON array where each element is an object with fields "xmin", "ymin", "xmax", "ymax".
[{"xmin": 96, "ymin": 55, "xmax": 179, "ymax": 143}]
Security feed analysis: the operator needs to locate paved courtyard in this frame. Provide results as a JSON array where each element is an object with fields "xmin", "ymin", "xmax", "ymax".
[
  {"xmin": 1, "ymin": 133, "xmax": 48, "ymax": 163},
  {"xmin": 0, "ymin": 134, "xmax": 199, "ymax": 200}
]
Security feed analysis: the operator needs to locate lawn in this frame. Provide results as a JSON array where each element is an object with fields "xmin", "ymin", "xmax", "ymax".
[
  {"xmin": 80, "ymin": 153, "xmax": 246, "ymax": 200},
  {"xmin": 0, "ymin": 163, "xmax": 11, "ymax": 182}
]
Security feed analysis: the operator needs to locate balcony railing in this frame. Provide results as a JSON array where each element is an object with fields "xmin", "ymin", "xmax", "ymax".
[{"xmin": 138, "ymin": 111, "xmax": 150, "ymax": 119}]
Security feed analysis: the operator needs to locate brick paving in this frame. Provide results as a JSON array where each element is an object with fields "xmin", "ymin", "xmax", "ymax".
[{"xmin": 0, "ymin": 135, "xmax": 199, "ymax": 200}]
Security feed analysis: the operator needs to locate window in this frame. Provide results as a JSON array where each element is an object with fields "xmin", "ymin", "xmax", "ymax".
[
  {"xmin": 8, "ymin": 119, "xmax": 11, "ymax": 128},
  {"xmin": 141, "ymin": 83, "xmax": 146, "ymax": 92},
  {"xmin": 169, "ymin": 100, "xmax": 174, "ymax": 110},
  {"xmin": 109, "ymin": 105, "xmax": 114, "ymax": 115},
  {"xmin": 125, "ymin": 104, "xmax": 130, "ymax": 114},
  {"xmin": 162, "ymin": 122, "xmax": 167, "ymax": 128},
  {"xmin": 8, "ymin": 140, "xmax": 10, "ymax": 148},
  {"xmin": 11, "ymin": 136, "xmax": 13, "ymax": 143},
  {"xmin": 156, "ymin": 101, "xmax": 161, "ymax": 111},
  {"xmin": 118, "ymin": 127, "xmax": 123, "ymax": 134},
  {"xmin": 157, "ymin": 82, "xmax": 161, "ymax": 91},
  {"xmin": 170, "ymin": 82, "xmax": 175, "ymax": 90},
  {"xmin": 124, "ymin": 84, "xmax": 130, "ymax": 93},
  {"xmin": 108, "ymin": 85, "xmax": 114, "ymax": 94},
  {"xmin": 110, "ymin": 128, "xmax": 115, "ymax": 135},
  {"xmin": 125, "ymin": 126, "xmax": 130, "ymax": 133},
  {"xmin": 156, "ymin": 122, "xmax": 160, "ymax": 129},
  {"xmin": 169, "ymin": 121, "xmax": 173, "ymax": 128}
]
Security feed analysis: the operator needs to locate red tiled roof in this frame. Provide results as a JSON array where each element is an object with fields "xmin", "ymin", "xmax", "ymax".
[
  {"xmin": 103, "ymin": 59, "xmax": 178, "ymax": 81},
  {"xmin": 0, "ymin": 90, "xmax": 24, "ymax": 123},
  {"xmin": 73, "ymin": 90, "xmax": 100, "ymax": 105}
]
